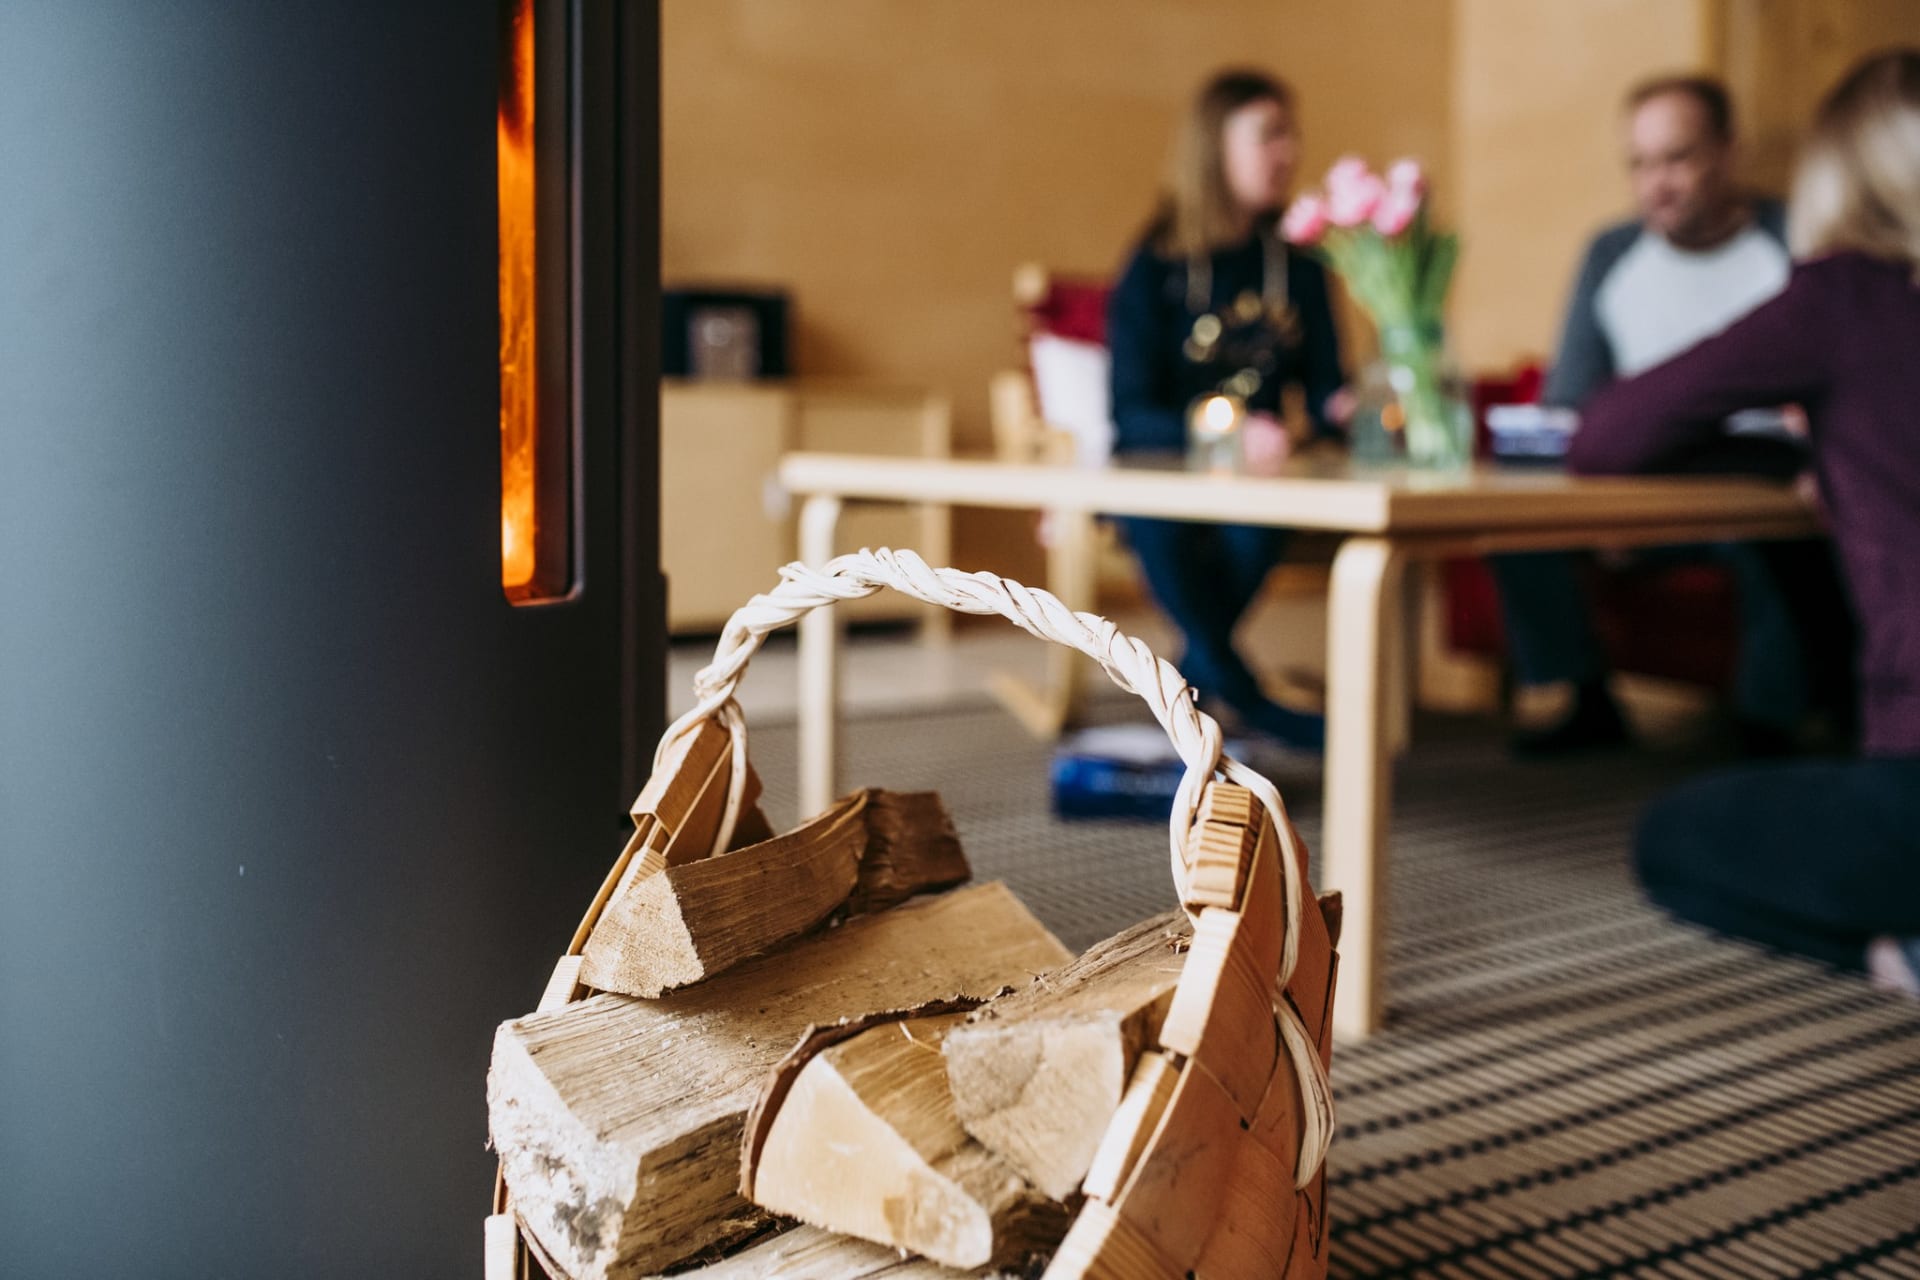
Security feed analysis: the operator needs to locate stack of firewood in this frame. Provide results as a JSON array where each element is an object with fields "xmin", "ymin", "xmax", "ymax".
[{"xmin": 486, "ymin": 720, "xmax": 1339, "ymax": 1279}]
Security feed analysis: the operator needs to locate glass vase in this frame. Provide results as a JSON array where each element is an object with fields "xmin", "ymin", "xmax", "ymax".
[{"xmin": 1349, "ymin": 324, "xmax": 1474, "ymax": 471}]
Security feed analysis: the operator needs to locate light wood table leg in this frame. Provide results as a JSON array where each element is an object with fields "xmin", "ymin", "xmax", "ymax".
[
  {"xmin": 1324, "ymin": 535, "xmax": 1409, "ymax": 1040},
  {"xmin": 987, "ymin": 506, "xmax": 1095, "ymax": 739},
  {"xmin": 1383, "ymin": 562, "xmax": 1420, "ymax": 757},
  {"xmin": 797, "ymin": 494, "xmax": 844, "ymax": 819},
  {"xmin": 918, "ymin": 500, "xmax": 954, "ymax": 648}
]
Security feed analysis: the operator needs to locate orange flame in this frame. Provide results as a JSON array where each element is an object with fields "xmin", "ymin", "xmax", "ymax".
[{"xmin": 499, "ymin": 0, "xmax": 536, "ymax": 593}]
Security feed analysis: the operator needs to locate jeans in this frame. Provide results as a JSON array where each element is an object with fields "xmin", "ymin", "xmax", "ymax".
[
  {"xmin": 1489, "ymin": 541, "xmax": 1850, "ymax": 732},
  {"xmin": 1636, "ymin": 756, "xmax": 1920, "ymax": 969},
  {"xmin": 1115, "ymin": 516, "xmax": 1287, "ymax": 709}
]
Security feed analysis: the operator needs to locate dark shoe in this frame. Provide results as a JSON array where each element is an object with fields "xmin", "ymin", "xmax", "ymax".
[
  {"xmin": 1229, "ymin": 695, "xmax": 1326, "ymax": 755},
  {"xmin": 1734, "ymin": 717, "xmax": 1800, "ymax": 759},
  {"xmin": 1511, "ymin": 682, "xmax": 1630, "ymax": 758}
]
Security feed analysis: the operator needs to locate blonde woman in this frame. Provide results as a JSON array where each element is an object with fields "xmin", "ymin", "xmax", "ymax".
[
  {"xmin": 1107, "ymin": 69, "xmax": 1344, "ymax": 750},
  {"xmin": 1568, "ymin": 49, "xmax": 1920, "ymax": 993}
]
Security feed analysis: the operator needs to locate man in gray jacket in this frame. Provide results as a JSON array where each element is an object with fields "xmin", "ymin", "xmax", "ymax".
[{"xmin": 1495, "ymin": 74, "xmax": 1811, "ymax": 756}]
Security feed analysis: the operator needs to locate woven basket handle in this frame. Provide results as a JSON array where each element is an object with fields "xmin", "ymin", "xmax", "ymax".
[{"xmin": 656, "ymin": 547, "xmax": 1315, "ymax": 989}]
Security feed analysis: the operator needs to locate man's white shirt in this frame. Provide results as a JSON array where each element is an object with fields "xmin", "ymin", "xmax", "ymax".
[{"xmin": 1594, "ymin": 222, "xmax": 1791, "ymax": 376}]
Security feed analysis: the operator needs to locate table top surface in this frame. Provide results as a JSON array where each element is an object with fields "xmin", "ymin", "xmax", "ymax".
[{"xmin": 779, "ymin": 450, "xmax": 1820, "ymax": 537}]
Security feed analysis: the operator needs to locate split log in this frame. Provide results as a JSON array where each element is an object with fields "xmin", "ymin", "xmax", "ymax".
[
  {"xmin": 647, "ymin": 1222, "xmax": 976, "ymax": 1279},
  {"xmin": 579, "ymin": 789, "xmax": 971, "ymax": 999},
  {"xmin": 539, "ymin": 722, "xmax": 770, "ymax": 1010},
  {"xmin": 845, "ymin": 790, "xmax": 970, "ymax": 915},
  {"xmin": 942, "ymin": 912, "xmax": 1190, "ymax": 1200},
  {"xmin": 488, "ymin": 882, "xmax": 1071, "ymax": 1280},
  {"xmin": 579, "ymin": 792, "xmax": 869, "ymax": 998},
  {"xmin": 743, "ymin": 1007, "xmax": 1070, "ymax": 1271}
]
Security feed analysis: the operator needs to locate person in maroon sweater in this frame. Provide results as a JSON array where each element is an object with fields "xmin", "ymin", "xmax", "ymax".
[{"xmin": 1570, "ymin": 48, "xmax": 1920, "ymax": 995}]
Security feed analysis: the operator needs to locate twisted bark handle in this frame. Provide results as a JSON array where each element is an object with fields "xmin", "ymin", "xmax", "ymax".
[{"xmin": 655, "ymin": 547, "xmax": 1332, "ymax": 1181}]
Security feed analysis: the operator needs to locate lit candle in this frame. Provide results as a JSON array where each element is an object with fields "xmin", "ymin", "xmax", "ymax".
[{"xmin": 1188, "ymin": 392, "xmax": 1245, "ymax": 442}]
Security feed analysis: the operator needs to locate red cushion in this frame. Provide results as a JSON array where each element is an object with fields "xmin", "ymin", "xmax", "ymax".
[
  {"xmin": 1027, "ymin": 279, "xmax": 1111, "ymax": 346},
  {"xmin": 1444, "ymin": 556, "xmax": 1739, "ymax": 693},
  {"xmin": 1444, "ymin": 557, "xmax": 1507, "ymax": 653},
  {"xmin": 1592, "ymin": 562, "xmax": 1739, "ymax": 691}
]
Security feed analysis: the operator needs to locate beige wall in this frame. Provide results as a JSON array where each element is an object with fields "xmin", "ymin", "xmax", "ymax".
[
  {"xmin": 1448, "ymin": 0, "xmax": 1718, "ymax": 372},
  {"xmin": 663, "ymin": 1, "xmax": 1918, "ymax": 568},
  {"xmin": 663, "ymin": 0, "xmax": 1452, "ymax": 565},
  {"xmin": 1720, "ymin": 0, "xmax": 1920, "ymax": 193},
  {"xmin": 1447, "ymin": 0, "xmax": 1920, "ymax": 371}
]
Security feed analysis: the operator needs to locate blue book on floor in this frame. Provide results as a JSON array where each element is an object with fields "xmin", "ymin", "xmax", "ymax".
[{"xmin": 1051, "ymin": 724, "xmax": 1249, "ymax": 820}]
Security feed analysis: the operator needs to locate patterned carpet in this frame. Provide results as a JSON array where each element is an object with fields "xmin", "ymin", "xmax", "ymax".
[{"xmin": 740, "ymin": 696, "xmax": 1920, "ymax": 1279}]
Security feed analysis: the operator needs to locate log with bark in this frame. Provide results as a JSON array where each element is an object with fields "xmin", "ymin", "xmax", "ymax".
[
  {"xmin": 644, "ymin": 1222, "xmax": 976, "ymax": 1279},
  {"xmin": 579, "ymin": 789, "xmax": 971, "ymax": 999},
  {"xmin": 742, "ymin": 1005, "xmax": 1069, "ymax": 1271},
  {"xmin": 941, "ymin": 911, "xmax": 1190, "ymax": 1200},
  {"xmin": 488, "ymin": 882, "xmax": 1071, "ymax": 1280}
]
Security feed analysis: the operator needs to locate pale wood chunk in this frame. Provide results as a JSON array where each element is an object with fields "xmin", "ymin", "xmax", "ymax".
[
  {"xmin": 943, "ymin": 912, "xmax": 1189, "ymax": 1200},
  {"xmin": 488, "ymin": 882, "xmax": 1070, "ymax": 1280},
  {"xmin": 648, "ymin": 1222, "xmax": 977, "ymax": 1278},
  {"xmin": 747, "ymin": 1010, "xmax": 1069, "ymax": 1270},
  {"xmin": 580, "ymin": 790, "xmax": 973, "ymax": 1000},
  {"xmin": 740, "ymin": 998, "xmax": 989, "ymax": 1200},
  {"xmin": 579, "ymin": 792, "xmax": 870, "ymax": 997}
]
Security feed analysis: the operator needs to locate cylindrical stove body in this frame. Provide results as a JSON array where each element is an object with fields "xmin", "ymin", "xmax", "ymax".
[{"xmin": 0, "ymin": 3, "xmax": 662, "ymax": 1274}]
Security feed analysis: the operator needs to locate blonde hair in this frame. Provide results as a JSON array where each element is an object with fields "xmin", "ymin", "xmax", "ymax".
[
  {"xmin": 1790, "ymin": 48, "xmax": 1920, "ymax": 274},
  {"xmin": 1153, "ymin": 69, "xmax": 1294, "ymax": 259}
]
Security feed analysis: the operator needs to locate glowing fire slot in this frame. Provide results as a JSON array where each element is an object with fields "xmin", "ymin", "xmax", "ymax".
[{"xmin": 499, "ymin": 0, "xmax": 538, "ymax": 594}]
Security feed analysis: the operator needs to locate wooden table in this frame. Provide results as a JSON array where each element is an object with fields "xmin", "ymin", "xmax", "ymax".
[{"xmin": 777, "ymin": 451, "xmax": 1821, "ymax": 1040}]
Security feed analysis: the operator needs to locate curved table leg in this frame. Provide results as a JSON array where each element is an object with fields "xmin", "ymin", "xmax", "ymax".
[
  {"xmin": 987, "ymin": 506, "xmax": 1095, "ymax": 739},
  {"xmin": 1324, "ymin": 535, "xmax": 1410, "ymax": 1040},
  {"xmin": 796, "ymin": 494, "xmax": 843, "ymax": 819}
]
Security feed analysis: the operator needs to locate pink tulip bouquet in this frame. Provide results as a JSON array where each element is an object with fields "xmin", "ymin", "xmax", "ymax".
[{"xmin": 1284, "ymin": 156, "xmax": 1468, "ymax": 467}]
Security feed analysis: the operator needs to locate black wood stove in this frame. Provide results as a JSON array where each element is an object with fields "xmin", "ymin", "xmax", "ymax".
[{"xmin": 1, "ymin": 3, "xmax": 663, "ymax": 1273}]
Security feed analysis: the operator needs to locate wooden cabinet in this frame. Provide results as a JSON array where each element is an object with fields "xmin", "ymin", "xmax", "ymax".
[{"xmin": 662, "ymin": 380, "xmax": 951, "ymax": 634}]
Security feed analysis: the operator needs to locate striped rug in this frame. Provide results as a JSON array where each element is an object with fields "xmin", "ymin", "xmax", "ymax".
[{"xmin": 741, "ymin": 697, "xmax": 1920, "ymax": 1278}]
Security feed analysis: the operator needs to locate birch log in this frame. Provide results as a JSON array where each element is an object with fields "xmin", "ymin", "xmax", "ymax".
[
  {"xmin": 941, "ymin": 911, "xmax": 1190, "ymax": 1200},
  {"xmin": 645, "ymin": 1222, "xmax": 976, "ymax": 1279},
  {"xmin": 580, "ymin": 790, "xmax": 971, "ymax": 999},
  {"xmin": 744, "ymin": 1009, "xmax": 1070, "ymax": 1270},
  {"xmin": 489, "ymin": 882, "xmax": 1070, "ymax": 1280}
]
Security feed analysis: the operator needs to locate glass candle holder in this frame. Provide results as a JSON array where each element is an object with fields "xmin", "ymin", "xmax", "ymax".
[{"xmin": 1186, "ymin": 393, "xmax": 1246, "ymax": 472}]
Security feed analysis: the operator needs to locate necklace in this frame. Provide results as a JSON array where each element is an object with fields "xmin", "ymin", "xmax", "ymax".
[{"xmin": 1183, "ymin": 230, "xmax": 1302, "ymax": 367}]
